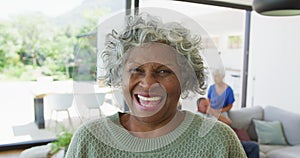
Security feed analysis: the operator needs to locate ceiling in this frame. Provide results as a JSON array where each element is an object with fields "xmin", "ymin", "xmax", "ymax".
[
  {"xmin": 141, "ymin": 0, "xmax": 248, "ymax": 35},
  {"xmin": 173, "ymin": 0, "xmax": 254, "ymax": 10},
  {"xmin": 211, "ymin": 0, "xmax": 253, "ymax": 6}
]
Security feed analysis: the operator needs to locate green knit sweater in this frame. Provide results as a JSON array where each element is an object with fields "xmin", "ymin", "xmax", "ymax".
[{"xmin": 65, "ymin": 111, "xmax": 246, "ymax": 158}]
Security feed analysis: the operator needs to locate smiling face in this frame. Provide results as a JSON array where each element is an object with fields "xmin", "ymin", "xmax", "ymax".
[{"xmin": 122, "ymin": 42, "xmax": 181, "ymax": 122}]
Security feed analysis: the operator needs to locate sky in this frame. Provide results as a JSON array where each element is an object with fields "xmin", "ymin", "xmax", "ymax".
[
  {"xmin": 0, "ymin": 0, "xmax": 84, "ymax": 20},
  {"xmin": 0, "ymin": 0, "xmax": 235, "ymax": 21}
]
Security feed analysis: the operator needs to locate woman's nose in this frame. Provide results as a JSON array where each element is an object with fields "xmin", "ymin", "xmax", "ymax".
[{"xmin": 139, "ymin": 72, "xmax": 157, "ymax": 89}]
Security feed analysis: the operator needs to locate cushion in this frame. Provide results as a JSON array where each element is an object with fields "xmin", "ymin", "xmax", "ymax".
[
  {"xmin": 228, "ymin": 106, "xmax": 264, "ymax": 129},
  {"xmin": 259, "ymin": 144, "xmax": 288, "ymax": 154},
  {"xmin": 248, "ymin": 119, "xmax": 258, "ymax": 141},
  {"xmin": 232, "ymin": 128, "xmax": 251, "ymax": 141},
  {"xmin": 228, "ymin": 106, "xmax": 263, "ymax": 141},
  {"xmin": 267, "ymin": 145, "xmax": 300, "ymax": 158},
  {"xmin": 253, "ymin": 119, "xmax": 287, "ymax": 145},
  {"xmin": 264, "ymin": 106, "xmax": 300, "ymax": 145},
  {"xmin": 19, "ymin": 143, "xmax": 52, "ymax": 158}
]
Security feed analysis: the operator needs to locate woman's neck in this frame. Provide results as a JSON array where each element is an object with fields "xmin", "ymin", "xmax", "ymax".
[
  {"xmin": 215, "ymin": 82, "xmax": 227, "ymax": 95},
  {"xmin": 215, "ymin": 81, "xmax": 226, "ymax": 87},
  {"xmin": 120, "ymin": 111, "xmax": 185, "ymax": 138}
]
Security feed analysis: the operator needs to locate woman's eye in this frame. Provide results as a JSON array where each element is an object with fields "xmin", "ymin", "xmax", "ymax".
[
  {"xmin": 129, "ymin": 68, "xmax": 143, "ymax": 73},
  {"xmin": 157, "ymin": 69, "xmax": 172, "ymax": 75}
]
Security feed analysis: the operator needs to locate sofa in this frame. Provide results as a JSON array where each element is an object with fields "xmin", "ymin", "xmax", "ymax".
[{"xmin": 228, "ymin": 105, "xmax": 300, "ymax": 158}]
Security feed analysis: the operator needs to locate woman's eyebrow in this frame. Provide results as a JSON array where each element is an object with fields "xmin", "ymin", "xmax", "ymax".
[
  {"xmin": 126, "ymin": 61, "xmax": 142, "ymax": 66},
  {"xmin": 157, "ymin": 64, "xmax": 173, "ymax": 69}
]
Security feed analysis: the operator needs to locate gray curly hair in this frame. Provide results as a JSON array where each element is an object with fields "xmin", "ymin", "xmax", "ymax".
[{"xmin": 101, "ymin": 13, "xmax": 207, "ymax": 96}]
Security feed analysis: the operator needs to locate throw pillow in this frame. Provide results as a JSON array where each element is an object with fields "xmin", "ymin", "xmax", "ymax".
[
  {"xmin": 264, "ymin": 105, "xmax": 300, "ymax": 145},
  {"xmin": 253, "ymin": 119, "xmax": 287, "ymax": 145},
  {"xmin": 247, "ymin": 119, "xmax": 258, "ymax": 141},
  {"xmin": 232, "ymin": 128, "xmax": 251, "ymax": 141}
]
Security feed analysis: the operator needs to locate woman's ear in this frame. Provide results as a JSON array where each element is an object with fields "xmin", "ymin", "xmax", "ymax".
[{"xmin": 177, "ymin": 99, "xmax": 182, "ymax": 110}]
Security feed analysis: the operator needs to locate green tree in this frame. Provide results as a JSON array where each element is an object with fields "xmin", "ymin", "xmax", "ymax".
[
  {"xmin": 80, "ymin": 7, "xmax": 110, "ymax": 34},
  {"xmin": 0, "ymin": 7, "xmax": 111, "ymax": 81},
  {"xmin": 72, "ymin": 8, "xmax": 110, "ymax": 81},
  {"xmin": 0, "ymin": 14, "xmax": 77, "ymax": 80}
]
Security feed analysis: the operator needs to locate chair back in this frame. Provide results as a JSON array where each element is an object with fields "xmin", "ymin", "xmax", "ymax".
[
  {"xmin": 112, "ymin": 90, "xmax": 126, "ymax": 110},
  {"xmin": 44, "ymin": 93, "xmax": 74, "ymax": 111},
  {"xmin": 75, "ymin": 93, "xmax": 106, "ymax": 109}
]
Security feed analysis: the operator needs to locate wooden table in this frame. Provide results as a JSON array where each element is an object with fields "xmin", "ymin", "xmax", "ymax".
[
  {"xmin": 31, "ymin": 81, "xmax": 113, "ymax": 129},
  {"xmin": 34, "ymin": 94, "xmax": 47, "ymax": 129}
]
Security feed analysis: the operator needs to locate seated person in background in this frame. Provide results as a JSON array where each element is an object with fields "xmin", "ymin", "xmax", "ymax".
[
  {"xmin": 197, "ymin": 97, "xmax": 232, "ymax": 125},
  {"xmin": 196, "ymin": 97, "xmax": 260, "ymax": 158},
  {"xmin": 208, "ymin": 69, "xmax": 234, "ymax": 113},
  {"xmin": 197, "ymin": 97, "xmax": 210, "ymax": 114}
]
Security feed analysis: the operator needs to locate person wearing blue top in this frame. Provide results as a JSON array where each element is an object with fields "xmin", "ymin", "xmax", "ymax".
[
  {"xmin": 207, "ymin": 69, "xmax": 235, "ymax": 112},
  {"xmin": 205, "ymin": 69, "xmax": 259, "ymax": 158}
]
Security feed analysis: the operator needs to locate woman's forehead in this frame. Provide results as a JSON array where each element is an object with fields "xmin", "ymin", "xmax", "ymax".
[
  {"xmin": 126, "ymin": 62, "xmax": 177, "ymax": 71},
  {"xmin": 126, "ymin": 42, "xmax": 178, "ymax": 64}
]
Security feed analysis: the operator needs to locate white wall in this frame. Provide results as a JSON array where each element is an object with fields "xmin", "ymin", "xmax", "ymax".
[{"xmin": 247, "ymin": 12, "xmax": 300, "ymax": 113}]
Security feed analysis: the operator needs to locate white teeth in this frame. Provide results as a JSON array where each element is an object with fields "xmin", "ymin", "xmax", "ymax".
[{"xmin": 137, "ymin": 95, "xmax": 161, "ymax": 101}]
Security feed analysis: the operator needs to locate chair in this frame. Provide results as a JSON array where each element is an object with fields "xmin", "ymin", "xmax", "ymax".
[
  {"xmin": 44, "ymin": 93, "xmax": 74, "ymax": 128},
  {"xmin": 75, "ymin": 93, "xmax": 106, "ymax": 118},
  {"xmin": 112, "ymin": 90, "xmax": 127, "ymax": 112}
]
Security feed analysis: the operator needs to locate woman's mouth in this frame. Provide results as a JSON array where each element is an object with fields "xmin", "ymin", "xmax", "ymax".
[{"xmin": 134, "ymin": 94, "xmax": 164, "ymax": 111}]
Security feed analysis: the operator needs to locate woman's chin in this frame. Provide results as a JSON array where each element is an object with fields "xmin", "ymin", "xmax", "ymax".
[{"xmin": 131, "ymin": 98, "xmax": 165, "ymax": 117}]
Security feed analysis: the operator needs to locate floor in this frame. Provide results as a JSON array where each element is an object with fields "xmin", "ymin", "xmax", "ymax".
[{"xmin": 0, "ymin": 149, "xmax": 23, "ymax": 158}]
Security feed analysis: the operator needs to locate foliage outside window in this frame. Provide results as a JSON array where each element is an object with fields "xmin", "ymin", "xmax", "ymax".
[
  {"xmin": 228, "ymin": 35, "xmax": 243, "ymax": 49},
  {"xmin": 0, "ymin": 8, "xmax": 109, "ymax": 81},
  {"xmin": 201, "ymin": 36, "xmax": 219, "ymax": 48}
]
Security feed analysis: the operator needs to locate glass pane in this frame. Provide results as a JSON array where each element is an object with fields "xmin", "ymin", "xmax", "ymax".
[
  {"xmin": 0, "ymin": 0, "xmax": 125, "ymax": 148},
  {"xmin": 140, "ymin": 0, "xmax": 246, "ymax": 110}
]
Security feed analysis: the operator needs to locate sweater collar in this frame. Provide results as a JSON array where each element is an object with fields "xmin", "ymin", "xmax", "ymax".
[{"xmin": 103, "ymin": 110, "xmax": 195, "ymax": 152}]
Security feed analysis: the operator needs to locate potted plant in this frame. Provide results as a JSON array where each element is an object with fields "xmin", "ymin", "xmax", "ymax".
[{"xmin": 50, "ymin": 128, "xmax": 73, "ymax": 156}]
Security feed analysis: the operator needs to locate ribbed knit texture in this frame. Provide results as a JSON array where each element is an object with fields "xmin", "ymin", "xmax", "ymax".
[{"xmin": 65, "ymin": 111, "xmax": 246, "ymax": 158}]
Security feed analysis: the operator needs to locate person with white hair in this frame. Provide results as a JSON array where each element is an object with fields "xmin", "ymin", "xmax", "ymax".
[
  {"xmin": 65, "ymin": 11, "xmax": 246, "ymax": 158},
  {"xmin": 207, "ymin": 68, "xmax": 235, "ymax": 113}
]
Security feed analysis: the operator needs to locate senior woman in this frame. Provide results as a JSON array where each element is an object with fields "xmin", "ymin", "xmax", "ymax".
[{"xmin": 65, "ymin": 12, "xmax": 246, "ymax": 157}]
